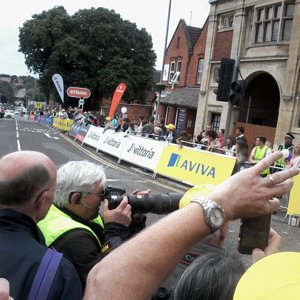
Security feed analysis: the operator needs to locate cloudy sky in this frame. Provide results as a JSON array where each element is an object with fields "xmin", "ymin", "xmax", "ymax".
[{"xmin": 0, "ymin": 0, "xmax": 210, "ymax": 76}]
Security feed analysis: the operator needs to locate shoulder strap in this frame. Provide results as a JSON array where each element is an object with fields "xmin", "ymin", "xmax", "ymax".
[{"xmin": 28, "ymin": 248, "xmax": 63, "ymax": 300}]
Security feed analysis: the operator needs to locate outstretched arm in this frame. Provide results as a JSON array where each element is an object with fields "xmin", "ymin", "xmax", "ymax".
[{"xmin": 84, "ymin": 151, "xmax": 298, "ymax": 300}]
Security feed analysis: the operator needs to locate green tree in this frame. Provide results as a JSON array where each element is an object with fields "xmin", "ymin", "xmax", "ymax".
[
  {"xmin": 0, "ymin": 81, "xmax": 15, "ymax": 104},
  {"xmin": 18, "ymin": 6, "xmax": 157, "ymax": 109}
]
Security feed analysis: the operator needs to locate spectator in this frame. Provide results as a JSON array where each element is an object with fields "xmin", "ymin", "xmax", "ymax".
[
  {"xmin": 149, "ymin": 126, "xmax": 164, "ymax": 141},
  {"xmin": 83, "ymin": 151, "xmax": 297, "ymax": 300},
  {"xmin": 218, "ymin": 129, "xmax": 225, "ymax": 147},
  {"xmin": 222, "ymin": 135, "xmax": 236, "ymax": 156},
  {"xmin": 234, "ymin": 139, "xmax": 250, "ymax": 173},
  {"xmin": 38, "ymin": 160, "xmax": 149, "ymax": 290},
  {"xmin": 164, "ymin": 124, "xmax": 178, "ymax": 143},
  {"xmin": 235, "ymin": 126, "xmax": 247, "ymax": 146},
  {"xmin": 176, "ymin": 131, "xmax": 193, "ymax": 147},
  {"xmin": 125, "ymin": 122, "xmax": 136, "ymax": 135},
  {"xmin": 173, "ymin": 251, "xmax": 245, "ymax": 300},
  {"xmin": 206, "ymin": 130, "xmax": 221, "ymax": 152},
  {"xmin": 275, "ymin": 132, "xmax": 295, "ymax": 170},
  {"xmin": 103, "ymin": 115, "xmax": 118, "ymax": 132},
  {"xmin": 0, "ymin": 151, "xmax": 82, "ymax": 299},
  {"xmin": 249, "ymin": 136, "xmax": 273, "ymax": 177},
  {"xmin": 141, "ymin": 116, "xmax": 155, "ymax": 136},
  {"xmin": 287, "ymin": 143, "xmax": 300, "ymax": 168}
]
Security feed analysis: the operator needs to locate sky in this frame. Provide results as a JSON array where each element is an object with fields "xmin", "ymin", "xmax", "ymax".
[{"xmin": 0, "ymin": 0, "xmax": 210, "ymax": 77}]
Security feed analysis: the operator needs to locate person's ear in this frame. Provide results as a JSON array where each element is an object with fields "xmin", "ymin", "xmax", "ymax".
[
  {"xmin": 69, "ymin": 192, "xmax": 82, "ymax": 205},
  {"xmin": 33, "ymin": 190, "xmax": 48, "ymax": 210}
]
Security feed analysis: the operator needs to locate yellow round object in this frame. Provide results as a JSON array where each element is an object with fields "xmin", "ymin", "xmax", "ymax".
[{"xmin": 234, "ymin": 252, "xmax": 300, "ymax": 300}]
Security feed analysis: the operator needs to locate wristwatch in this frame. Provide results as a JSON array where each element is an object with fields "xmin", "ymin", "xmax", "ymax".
[{"xmin": 191, "ymin": 197, "xmax": 225, "ymax": 232}]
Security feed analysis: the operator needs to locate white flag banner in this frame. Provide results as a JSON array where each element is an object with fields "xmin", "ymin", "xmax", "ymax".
[{"xmin": 52, "ymin": 73, "xmax": 64, "ymax": 103}]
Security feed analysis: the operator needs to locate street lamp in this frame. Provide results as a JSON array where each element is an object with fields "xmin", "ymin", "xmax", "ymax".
[{"xmin": 155, "ymin": 0, "xmax": 172, "ymax": 122}]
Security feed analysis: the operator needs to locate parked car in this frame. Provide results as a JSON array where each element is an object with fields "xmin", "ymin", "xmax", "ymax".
[{"xmin": 4, "ymin": 110, "xmax": 15, "ymax": 119}]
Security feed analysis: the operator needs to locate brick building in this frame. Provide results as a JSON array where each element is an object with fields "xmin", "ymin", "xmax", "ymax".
[{"xmin": 157, "ymin": 18, "xmax": 208, "ymax": 136}]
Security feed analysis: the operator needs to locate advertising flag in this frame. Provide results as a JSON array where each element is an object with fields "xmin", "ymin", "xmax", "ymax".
[
  {"xmin": 108, "ymin": 83, "xmax": 127, "ymax": 118},
  {"xmin": 52, "ymin": 74, "xmax": 64, "ymax": 103}
]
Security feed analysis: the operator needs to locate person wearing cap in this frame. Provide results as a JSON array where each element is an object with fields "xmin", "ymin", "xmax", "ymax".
[
  {"xmin": 103, "ymin": 115, "xmax": 118, "ymax": 132},
  {"xmin": 83, "ymin": 151, "xmax": 298, "ymax": 299},
  {"xmin": 164, "ymin": 123, "xmax": 178, "ymax": 143},
  {"xmin": 274, "ymin": 132, "xmax": 295, "ymax": 170}
]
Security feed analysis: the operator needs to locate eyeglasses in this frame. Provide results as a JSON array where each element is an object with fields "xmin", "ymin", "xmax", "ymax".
[
  {"xmin": 73, "ymin": 191, "xmax": 106, "ymax": 201},
  {"xmin": 46, "ymin": 185, "xmax": 64, "ymax": 193},
  {"xmin": 34, "ymin": 185, "xmax": 64, "ymax": 201}
]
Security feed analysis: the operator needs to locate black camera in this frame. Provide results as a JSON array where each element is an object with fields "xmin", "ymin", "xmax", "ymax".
[{"xmin": 104, "ymin": 186, "xmax": 184, "ymax": 214}]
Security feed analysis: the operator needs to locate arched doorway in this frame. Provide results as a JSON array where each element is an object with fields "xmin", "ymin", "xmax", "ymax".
[{"xmin": 239, "ymin": 72, "xmax": 280, "ymax": 127}]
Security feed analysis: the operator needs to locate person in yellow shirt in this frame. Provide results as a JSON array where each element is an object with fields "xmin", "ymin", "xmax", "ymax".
[{"xmin": 249, "ymin": 136, "xmax": 272, "ymax": 177}]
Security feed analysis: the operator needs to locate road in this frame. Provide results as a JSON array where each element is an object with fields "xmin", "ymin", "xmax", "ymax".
[{"xmin": 1, "ymin": 116, "xmax": 300, "ymax": 268}]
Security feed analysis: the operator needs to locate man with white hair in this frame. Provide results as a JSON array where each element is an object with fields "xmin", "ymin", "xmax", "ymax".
[{"xmin": 38, "ymin": 160, "xmax": 148, "ymax": 290}]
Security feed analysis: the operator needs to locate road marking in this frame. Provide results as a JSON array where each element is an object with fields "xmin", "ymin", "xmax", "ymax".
[{"xmin": 44, "ymin": 133, "xmax": 60, "ymax": 139}]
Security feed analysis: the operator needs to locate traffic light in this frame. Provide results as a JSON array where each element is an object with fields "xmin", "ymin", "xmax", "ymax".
[
  {"xmin": 214, "ymin": 58, "xmax": 235, "ymax": 102},
  {"xmin": 229, "ymin": 80, "xmax": 244, "ymax": 106}
]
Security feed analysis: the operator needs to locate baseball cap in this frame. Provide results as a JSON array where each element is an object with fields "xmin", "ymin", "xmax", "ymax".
[
  {"xmin": 166, "ymin": 124, "xmax": 176, "ymax": 130},
  {"xmin": 234, "ymin": 252, "xmax": 300, "ymax": 300},
  {"xmin": 285, "ymin": 132, "xmax": 295, "ymax": 139},
  {"xmin": 105, "ymin": 116, "xmax": 111, "ymax": 121}
]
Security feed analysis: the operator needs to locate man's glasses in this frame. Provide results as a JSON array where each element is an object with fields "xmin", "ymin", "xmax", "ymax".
[
  {"xmin": 34, "ymin": 185, "xmax": 64, "ymax": 201},
  {"xmin": 70, "ymin": 191, "xmax": 106, "ymax": 201},
  {"xmin": 46, "ymin": 185, "xmax": 64, "ymax": 193}
]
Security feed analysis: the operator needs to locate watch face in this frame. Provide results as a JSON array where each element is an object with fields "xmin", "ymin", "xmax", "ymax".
[{"xmin": 208, "ymin": 207, "xmax": 224, "ymax": 227}]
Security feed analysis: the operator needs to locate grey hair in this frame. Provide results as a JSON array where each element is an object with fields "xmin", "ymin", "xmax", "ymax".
[
  {"xmin": 54, "ymin": 160, "xmax": 106, "ymax": 207},
  {"xmin": 173, "ymin": 251, "xmax": 245, "ymax": 300}
]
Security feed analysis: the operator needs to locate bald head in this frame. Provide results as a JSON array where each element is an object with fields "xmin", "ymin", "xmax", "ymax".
[
  {"xmin": 0, "ymin": 151, "xmax": 55, "ymax": 181},
  {"xmin": 0, "ymin": 151, "xmax": 57, "ymax": 208}
]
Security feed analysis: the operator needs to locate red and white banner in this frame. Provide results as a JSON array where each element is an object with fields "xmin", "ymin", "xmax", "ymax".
[{"xmin": 108, "ymin": 83, "xmax": 127, "ymax": 118}]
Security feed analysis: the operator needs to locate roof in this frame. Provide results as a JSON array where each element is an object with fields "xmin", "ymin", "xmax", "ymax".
[
  {"xmin": 160, "ymin": 88, "xmax": 200, "ymax": 108},
  {"xmin": 186, "ymin": 25, "xmax": 201, "ymax": 47}
]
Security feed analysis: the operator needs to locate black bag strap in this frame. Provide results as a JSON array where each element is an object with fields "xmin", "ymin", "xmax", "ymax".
[{"xmin": 28, "ymin": 248, "xmax": 63, "ymax": 300}]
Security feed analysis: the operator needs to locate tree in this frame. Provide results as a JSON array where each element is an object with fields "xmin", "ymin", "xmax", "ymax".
[
  {"xmin": 0, "ymin": 81, "xmax": 15, "ymax": 104},
  {"xmin": 18, "ymin": 7, "xmax": 157, "ymax": 109}
]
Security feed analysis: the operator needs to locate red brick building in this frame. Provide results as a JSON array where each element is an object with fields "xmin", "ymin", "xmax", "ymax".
[{"xmin": 156, "ymin": 18, "xmax": 208, "ymax": 136}]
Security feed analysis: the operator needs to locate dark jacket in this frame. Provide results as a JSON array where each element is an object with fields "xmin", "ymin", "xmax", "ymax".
[
  {"xmin": 0, "ymin": 209, "xmax": 82, "ymax": 300},
  {"xmin": 46, "ymin": 206, "xmax": 146, "ymax": 290}
]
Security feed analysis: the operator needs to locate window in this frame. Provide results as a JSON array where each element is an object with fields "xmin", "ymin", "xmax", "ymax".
[
  {"xmin": 169, "ymin": 61, "xmax": 176, "ymax": 83},
  {"xmin": 196, "ymin": 59, "xmax": 204, "ymax": 85},
  {"xmin": 168, "ymin": 60, "xmax": 182, "ymax": 83},
  {"xmin": 254, "ymin": 2, "xmax": 294, "ymax": 44},
  {"xmin": 219, "ymin": 14, "xmax": 234, "ymax": 30},
  {"xmin": 211, "ymin": 113, "xmax": 221, "ymax": 132}
]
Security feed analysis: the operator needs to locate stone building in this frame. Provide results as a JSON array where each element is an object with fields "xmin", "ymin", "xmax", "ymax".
[{"xmin": 196, "ymin": 0, "xmax": 300, "ymax": 148}]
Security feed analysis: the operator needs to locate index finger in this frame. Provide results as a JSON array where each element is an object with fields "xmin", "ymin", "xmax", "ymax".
[{"xmin": 254, "ymin": 151, "xmax": 282, "ymax": 174}]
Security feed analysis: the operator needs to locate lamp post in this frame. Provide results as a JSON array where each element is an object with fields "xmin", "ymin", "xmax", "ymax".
[{"xmin": 155, "ymin": 0, "xmax": 172, "ymax": 122}]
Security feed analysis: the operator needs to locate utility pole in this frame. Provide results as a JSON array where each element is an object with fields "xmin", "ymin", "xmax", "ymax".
[
  {"xmin": 224, "ymin": 56, "xmax": 240, "ymax": 139},
  {"xmin": 155, "ymin": 0, "xmax": 172, "ymax": 122}
]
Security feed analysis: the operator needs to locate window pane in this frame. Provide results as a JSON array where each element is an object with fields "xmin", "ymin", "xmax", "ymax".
[
  {"xmin": 271, "ymin": 20, "xmax": 279, "ymax": 41},
  {"xmin": 255, "ymin": 23, "xmax": 263, "ymax": 43},
  {"xmin": 196, "ymin": 59, "xmax": 204, "ymax": 84},
  {"xmin": 257, "ymin": 8, "xmax": 263, "ymax": 21},
  {"xmin": 285, "ymin": 4, "xmax": 294, "ymax": 17},
  {"xmin": 282, "ymin": 19, "xmax": 293, "ymax": 40},
  {"xmin": 264, "ymin": 22, "xmax": 271, "ymax": 41},
  {"xmin": 265, "ymin": 7, "xmax": 271, "ymax": 20},
  {"xmin": 274, "ymin": 5, "xmax": 281, "ymax": 18}
]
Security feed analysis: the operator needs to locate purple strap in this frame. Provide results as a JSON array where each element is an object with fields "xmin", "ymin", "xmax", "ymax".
[{"xmin": 28, "ymin": 248, "xmax": 63, "ymax": 300}]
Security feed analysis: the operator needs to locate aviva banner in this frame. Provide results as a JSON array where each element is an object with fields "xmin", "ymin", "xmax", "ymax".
[
  {"xmin": 287, "ymin": 174, "xmax": 300, "ymax": 215},
  {"xmin": 155, "ymin": 144, "xmax": 237, "ymax": 186}
]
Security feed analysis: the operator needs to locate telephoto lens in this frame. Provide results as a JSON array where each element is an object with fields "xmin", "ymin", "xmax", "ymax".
[{"xmin": 108, "ymin": 192, "xmax": 184, "ymax": 214}]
